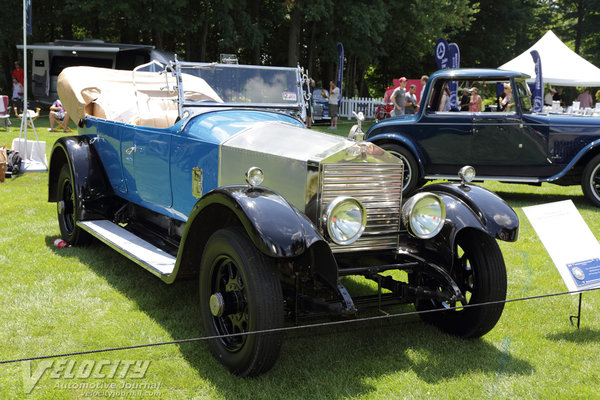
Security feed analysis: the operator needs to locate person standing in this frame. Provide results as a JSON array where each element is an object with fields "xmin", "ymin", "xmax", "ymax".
[
  {"xmin": 419, "ymin": 75, "xmax": 429, "ymax": 104},
  {"xmin": 577, "ymin": 88, "xmax": 593, "ymax": 108},
  {"xmin": 390, "ymin": 77, "xmax": 407, "ymax": 116},
  {"xmin": 405, "ymin": 84, "xmax": 418, "ymax": 114},
  {"xmin": 498, "ymin": 84, "xmax": 515, "ymax": 112},
  {"xmin": 469, "ymin": 87, "xmax": 482, "ymax": 112},
  {"xmin": 11, "ymin": 78, "xmax": 24, "ymax": 112},
  {"xmin": 459, "ymin": 89, "xmax": 470, "ymax": 111},
  {"xmin": 12, "ymin": 61, "xmax": 24, "ymax": 86},
  {"xmin": 544, "ymin": 89, "xmax": 556, "ymax": 106},
  {"xmin": 327, "ymin": 81, "xmax": 340, "ymax": 129},
  {"xmin": 553, "ymin": 88, "xmax": 565, "ymax": 108}
]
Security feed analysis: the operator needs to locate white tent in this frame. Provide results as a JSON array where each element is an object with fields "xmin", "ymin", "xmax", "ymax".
[{"xmin": 499, "ymin": 30, "xmax": 600, "ymax": 86}]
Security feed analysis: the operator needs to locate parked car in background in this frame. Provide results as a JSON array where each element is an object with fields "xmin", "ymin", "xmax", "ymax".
[
  {"xmin": 310, "ymin": 88, "xmax": 330, "ymax": 122},
  {"xmin": 366, "ymin": 68, "xmax": 600, "ymax": 207},
  {"xmin": 48, "ymin": 60, "xmax": 520, "ymax": 377}
]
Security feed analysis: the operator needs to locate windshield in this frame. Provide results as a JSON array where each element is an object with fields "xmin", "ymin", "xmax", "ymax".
[
  {"xmin": 179, "ymin": 63, "xmax": 301, "ymax": 107},
  {"xmin": 514, "ymin": 79, "xmax": 533, "ymax": 113}
]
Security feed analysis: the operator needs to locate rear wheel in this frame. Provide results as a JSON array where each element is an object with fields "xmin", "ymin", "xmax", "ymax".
[
  {"xmin": 199, "ymin": 227, "xmax": 284, "ymax": 377},
  {"xmin": 56, "ymin": 165, "xmax": 91, "ymax": 245},
  {"xmin": 415, "ymin": 230, "xmax": 507, "ymax": 338},
  {"xmin": 582, "ymin": 154, "xmax": 600, "ymax": 207}
]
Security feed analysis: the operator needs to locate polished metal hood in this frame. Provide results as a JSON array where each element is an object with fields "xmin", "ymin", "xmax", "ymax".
[{"xmin": 219, "ymin": 121, "xmax": 400, "ymax": 213}]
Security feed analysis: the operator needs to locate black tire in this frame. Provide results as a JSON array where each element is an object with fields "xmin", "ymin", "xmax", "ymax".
[
  {"xmin": 380, "ymin": 143, "xmax": 420, "ymax": 196},
  {"xmin": 57, "ymin": 165, "xmax": 91, "ymax": 245},
  {"xmin": 582, "ymin": 154, "xmax": 600, "ymax": 207},
  {"xmin": 415, "ymin": 230, "xmax": 507, "ymax": 338},
  {"xmin": 199, "ymin": 227, "xmax": 284, "ymax": 377}
]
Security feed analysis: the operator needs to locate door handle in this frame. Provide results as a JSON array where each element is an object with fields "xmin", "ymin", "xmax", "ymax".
[{"xmin": 125, "ymin": 145, "xmax": 136, "ymax": 155}]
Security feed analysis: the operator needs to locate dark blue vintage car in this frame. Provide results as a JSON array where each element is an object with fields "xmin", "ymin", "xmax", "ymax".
[
  {"xmin": 366, "ymin": 68, "xmax": 600, "ymax": 206},
  {"xmin": 48, "ymin": 61, "xmax": 519, "ymax": 377}
]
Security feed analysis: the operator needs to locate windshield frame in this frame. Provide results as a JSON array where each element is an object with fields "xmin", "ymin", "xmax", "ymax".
[{"xmin": 172, "ymin": 61, "xmax": 306, "ymax": 115}]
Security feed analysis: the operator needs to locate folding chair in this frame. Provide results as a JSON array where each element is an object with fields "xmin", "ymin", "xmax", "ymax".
[
  {"xmin": 0, "ymin": 95, "xmax": 10, "ymax": 131},
  {"xmin": 49, "ymin": 116, "xmax": 72, "ymax": 132},
  {"xmin": 14, "ymin": 106, "xmax": 40, "ymax": 129}
]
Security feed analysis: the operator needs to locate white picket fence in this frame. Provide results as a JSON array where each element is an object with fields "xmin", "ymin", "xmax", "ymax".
[{"xmin": 339, "ymin": 96, "xmax": 386, "ymax": 120}]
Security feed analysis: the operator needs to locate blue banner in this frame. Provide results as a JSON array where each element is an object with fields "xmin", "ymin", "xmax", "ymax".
[
  {"xmin": 530, "ymin": 50, "xmax": 543, "ymax": 113},
  {"xmin": 337, "ymin": 42, "xmax": 344, "ymax": 106},
  {"xmin": 448, "ymin": 43, "xmax": 460, "ymax": 110},
  {"xmin": 434, "ymin": 38, "xmax": 449, "ymax": 70},
  {"xmin": 26, "ymin": 0, "xmax": 32, "ymax": 35}
]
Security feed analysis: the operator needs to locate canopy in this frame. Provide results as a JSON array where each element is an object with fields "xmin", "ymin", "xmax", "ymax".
[{"xmin": 498, "ymin": 30, "xmax": 600, "ymax": 86}]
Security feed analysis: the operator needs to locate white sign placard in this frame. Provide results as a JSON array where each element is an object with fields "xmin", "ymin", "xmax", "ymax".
[{"xmin": 522, "ymin": 200, "xmax": 600, "ymax": 292}]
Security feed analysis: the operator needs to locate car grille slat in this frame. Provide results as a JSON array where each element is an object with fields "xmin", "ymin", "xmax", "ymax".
[{"xmin": 320, "ymin": 162, "xmax": 403, "ymax": 253}]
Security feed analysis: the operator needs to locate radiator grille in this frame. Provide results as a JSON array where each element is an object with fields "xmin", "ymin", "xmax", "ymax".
[{"xmin": 320, "ymin": 162, "xmax": 403, "ymax": 252}]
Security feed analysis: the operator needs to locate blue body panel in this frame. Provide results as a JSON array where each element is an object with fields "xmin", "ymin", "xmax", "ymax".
[{"xmin": 80, "ymin": 109, "xmax": 303, "ymax": 222}]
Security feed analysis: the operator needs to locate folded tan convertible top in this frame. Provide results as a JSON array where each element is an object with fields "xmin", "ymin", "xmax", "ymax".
[{"xmin": 57, "ymin": 66, "xmax": 222, "ymax": 128}]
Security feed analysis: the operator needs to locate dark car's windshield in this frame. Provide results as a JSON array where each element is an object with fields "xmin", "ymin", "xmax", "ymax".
[
  {"xmin": 514, "ymin": 79, "xmax": 533, "ymax": 114},
  {"xmin": 179, "ymin": 63, "xmax": 301, "ymax": 107}
]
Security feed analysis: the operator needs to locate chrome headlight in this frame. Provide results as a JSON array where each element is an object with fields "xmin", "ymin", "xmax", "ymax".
[
  {"xmin": 402, "ymin": 193, "xmax": 446, "ymax": 239},
  {"xmin": 323, "ymin": 197, "xmax": 367, "ymax": 245}
]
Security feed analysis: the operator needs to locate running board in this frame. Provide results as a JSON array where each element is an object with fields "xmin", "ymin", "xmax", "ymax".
[{"xmin": 78, "ymin": 220, "xmax": 176, "ymax": 278}]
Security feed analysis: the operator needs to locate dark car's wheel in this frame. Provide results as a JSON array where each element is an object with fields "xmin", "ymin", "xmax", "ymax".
[
  {"xmin": 415, "ymin": 230, "xmax": 507, "ymax": 338},
  {"xmin": 199, "ymin": 227, "xmax": 284, "ymax": 377},
  {"xmin": 380, "ymin": 144, "xmax": 420, "ymax": 196},
  {"xmin": 582, "ymin": 154, "xmax": 600, "ymax": 207},
  {"xmin": 57, "ymin": 165, "xmax": 91, "ymax": 245}
]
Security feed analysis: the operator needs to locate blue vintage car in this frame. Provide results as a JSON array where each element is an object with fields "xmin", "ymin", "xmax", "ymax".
[
  {"xmin": 366, "ymin": 68, "xmax": 600, "ymax": 206},
  {"xmin": 48, "ymin": 61, "xmax": 519, "ymax": 377}
]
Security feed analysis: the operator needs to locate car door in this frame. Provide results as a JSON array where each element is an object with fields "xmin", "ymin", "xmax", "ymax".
[
  {"xmin": 121, "ymin": 126, "xmax": 172, "ymax": 207},
  {"xmin": 471, "ymin": 114, "xmax": 548, "ymax": 170},
  {"xmin": 417, "ymin": 111, "xmax": 474, "ymax": 175}
]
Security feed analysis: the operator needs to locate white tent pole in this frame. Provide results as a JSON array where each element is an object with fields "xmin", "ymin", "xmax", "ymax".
[{"xmin": 20, "ymin": 0, "xmax": 29, "ymax": 160}]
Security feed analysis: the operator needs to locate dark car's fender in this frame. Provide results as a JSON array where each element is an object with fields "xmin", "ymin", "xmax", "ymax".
[
  {"xmin": 402, "ymin": 182, "xmax": 519, "ymax": 268},
  {"xmin": 171, "ymin": 186, "xmax": 338, "ymax": 287},
  {"xmin": 366, "ymin": 131, "xmax": 426, "ymax": 177},
  {"xmin": 48, "ymin": 135, "xmax": 114, "ymax": 221}
]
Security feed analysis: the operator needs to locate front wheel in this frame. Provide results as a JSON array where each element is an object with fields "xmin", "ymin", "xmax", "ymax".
[
  {"xmin": 582, "ymin": 154, "xmax": 600, "ymax": 207},
  {"xmin": 415, "ymin": 230, "xmax": 507, "ymax": 338},
  {"xmin": 199, "ymin": 227, "xmax": 284, "ymax": 377},
  {"xmin": 380, "ymin": 143, "xmax": 421, "ymax": 196}
]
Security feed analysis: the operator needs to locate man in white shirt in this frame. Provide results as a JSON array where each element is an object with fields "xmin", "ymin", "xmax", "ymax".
[
  {"xmin": 390, "ymin": 77, "xmax": 407, "ymax": 116},
  {"xmin": 544, "ymin": 89, "xmax": 555, "ymax": 106},
  {"xmin": 327, "ymin": 81, "xmax": 340, "ymax": 129}
]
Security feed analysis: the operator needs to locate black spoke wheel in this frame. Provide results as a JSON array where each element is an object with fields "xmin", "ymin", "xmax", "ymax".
[
  {"xmin": 57, "ymin": 165, "xmax": 90, "ymax": 245},
  {"xmin": 380, "ymin": 143, "xmax": 421, "ymax": 196},
  {"xmin": 199, "ymin": 227, "xmax": 283, "ymax": 377},
  {"xmin": 415, "ymin": 230, "xmax": 507, "ymax": 338},
  {"xmin": 582, "ymin": 154, "xmax": 600, "ymax": 207}
]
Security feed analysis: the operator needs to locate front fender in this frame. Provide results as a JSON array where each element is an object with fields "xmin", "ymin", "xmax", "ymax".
[
  {"xmin": 48, "ymin": 135, "xmax": 113, "ymax": 220},
  {"xmin": 401, "ymin": 183, "xmax": 519, "ymax": 268},
  {"xmin": 172, "ymin": 186, "xmax": 338, "ymax": 287},
  {"xmin": 193, "ymin": 186, "xmax": 325, "ymax": 257},
  {"xmin": 427, "ymin": 182, "xmax": 520, "ymax": 242}
]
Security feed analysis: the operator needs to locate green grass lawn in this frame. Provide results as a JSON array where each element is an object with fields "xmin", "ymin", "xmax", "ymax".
[{"xmin": 1, "ymin": 116, "xmax": 600, "ymax": 399}]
